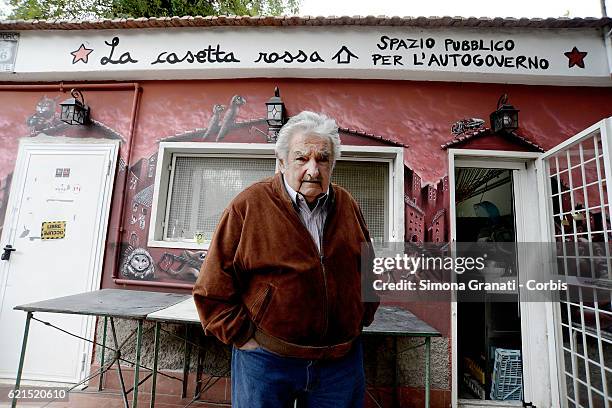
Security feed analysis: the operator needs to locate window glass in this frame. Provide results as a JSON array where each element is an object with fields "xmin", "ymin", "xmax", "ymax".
[
  {"xmin": 331, "ymin": 161, "xmax": 388, "ymax": 242},
  {"xmin": 164, "ymin": 156, "xmax": 389, "ymax": 243},
  {"xmin": 166, "ymin": 156, "xmax": 276, "ymax": 241}
]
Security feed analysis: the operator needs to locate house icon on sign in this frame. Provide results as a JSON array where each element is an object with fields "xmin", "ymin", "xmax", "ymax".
[{"xmin": 332, "ymin": 46, "xmax": 359, "ymax": 64}]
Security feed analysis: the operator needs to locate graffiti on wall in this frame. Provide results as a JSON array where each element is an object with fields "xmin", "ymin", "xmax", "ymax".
[
  {"xmin": 0, "ymin": 94, "xmax": 127, "ymax": 240},
  {"xmin": 11, "ymin": 86, "xmax": 607, "ymax": 287},
  {"xmin": 114, "ymin": 92, "xmax": 452, "ymax": 284},
  {"xmin": 121, "ymin": 247, "xmax": 155, "ymax": 280},
  {"xmin": 119, "ymin": 93, "xmax": 257, "ymax": 283}
]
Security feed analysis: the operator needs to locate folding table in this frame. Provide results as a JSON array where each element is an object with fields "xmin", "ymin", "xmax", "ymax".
[
  {"xmin": 13, "ymin": 290, "xmax": 440, "ymax": 408},
  {"xmin": 147, "ymin": 300, "xmax": 441, "ymax": 408},
  {"xmin": 146, "ymin": 296, "xmax": 228, "ymax": 407},
  {"xmin": 11, "ymin": 289, "xmax": 189, "ymax": 408},
  {"xmin": 363, "ymin": 306, "xmax": 441, "ymax": 408}
]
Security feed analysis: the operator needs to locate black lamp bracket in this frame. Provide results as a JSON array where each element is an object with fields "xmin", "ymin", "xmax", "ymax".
[
  {"xmin": 497, "ymin": 93, "xmax": 509, "ymax": 110},
  {"xmin": 70, "ymin": 89, "xmax": 85, "ymax": 104}
]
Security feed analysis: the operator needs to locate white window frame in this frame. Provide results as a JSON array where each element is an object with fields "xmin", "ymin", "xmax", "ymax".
[{"xmin": 148, "ymin": 142, "xmax": 404, "ymax": 250}]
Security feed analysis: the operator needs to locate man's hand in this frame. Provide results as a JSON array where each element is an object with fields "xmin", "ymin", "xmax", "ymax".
[{"xmin": 237, "ymin": 338, "xmax": 260, "ymax": 350}]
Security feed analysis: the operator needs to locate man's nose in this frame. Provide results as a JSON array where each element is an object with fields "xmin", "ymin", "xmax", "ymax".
[{"xmin": 304, "ymin": 158, "xmax": 320, "ymax": 178}]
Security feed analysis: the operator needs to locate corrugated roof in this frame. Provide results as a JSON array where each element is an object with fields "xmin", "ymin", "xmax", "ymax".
[{"xmin": 0, "ymin": 15, "xmax": 610, "ymax": 30}]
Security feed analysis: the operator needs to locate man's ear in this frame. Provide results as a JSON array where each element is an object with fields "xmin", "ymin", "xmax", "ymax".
[{"xmin": 277, "ymin": 158, "xmax": 286, "ymax": 172}]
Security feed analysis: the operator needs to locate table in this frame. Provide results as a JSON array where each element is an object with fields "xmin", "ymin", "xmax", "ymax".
[
  {"xmin": 147, "ymin": 300, "xmax": 441, "ymax": 408},
  {"xmin": 12, "ymin": 291, "xmax": 440, "ymax": 408},
  {"xmin": 146, "ymin": 295, "xmax": 221, "ymax": 407},
  {"xmin": 11, "ymin": 289, "xmax": 189, "ymax": 408},
  {"xmin": 363, "ymin": 306, "xmax": 441, "ymax": 408}
]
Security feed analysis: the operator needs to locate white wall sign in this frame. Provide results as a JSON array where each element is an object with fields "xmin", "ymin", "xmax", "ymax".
[{"xmin": 3, "ymin": 27, "xmax": 611, "ymax": 86}]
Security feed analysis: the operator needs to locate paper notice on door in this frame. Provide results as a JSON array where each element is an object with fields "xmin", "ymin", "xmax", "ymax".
[{"xmin": 41, "ymin": 221, "xmax": 66, "ymax": 240}]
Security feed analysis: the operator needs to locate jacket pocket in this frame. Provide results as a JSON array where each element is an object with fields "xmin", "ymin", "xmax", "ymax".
[{"xmin": 249, "ymin": 284, "xmax": 274, "ymax": 326}]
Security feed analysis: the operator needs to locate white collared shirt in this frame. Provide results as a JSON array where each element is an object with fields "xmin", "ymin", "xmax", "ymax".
[{"xmin": 282, "ymin": 175, "xmax": 329, "ymax": 253}]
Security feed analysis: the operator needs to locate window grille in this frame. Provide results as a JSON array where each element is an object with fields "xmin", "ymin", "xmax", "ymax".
[
  {"xmin": 165, "ymin": 156, "xmax": 276, "ymax": 241},
  {"xmin": 164, "ymin": 156, "xmax": 390, "ymax": 243},
  {"xmin": 331, "ymin": 160, "xmax": 388, "ymax": 242},
  {"xmin": 543, "ymin": 129, "xmax": 612, "ymax": 408}
]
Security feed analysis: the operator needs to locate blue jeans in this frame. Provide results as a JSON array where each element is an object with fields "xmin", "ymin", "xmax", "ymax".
[{"xmin": 231, "ymin": 338, "xmax": 365, "ymax": 408}]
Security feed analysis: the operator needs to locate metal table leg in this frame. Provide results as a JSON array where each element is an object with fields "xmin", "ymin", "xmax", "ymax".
[
  {"xmin": 195, "ymin": 336, "xmax": 204, "ymax": 398},
  {"xmin": 182, "ymin": 325, "xmax": 191, "ymax": 399},
  {"xmin": 425, "ymin": 337, "xmax": 431, "ymax": 408},
  {"xmin": 133, "ymin": 319, "xmax": 144, "ymax": 408},
  {"xmin": 11, "ymin": 311, "xmax": 33, "ymax": 408},
  {"xmin": 150, "ymin": 322, "xmax": 161, "ymax": 408},
  {"xmin": 393, "ymin": 337, "xmax": 398, "ymax": 408},
  {"xmin": 98, "ymin": 316, "xmax": 108, "ymax": 392},
  {"xmin": 110, "ymin": 318, "xmax": 130, "ymax": 408}
]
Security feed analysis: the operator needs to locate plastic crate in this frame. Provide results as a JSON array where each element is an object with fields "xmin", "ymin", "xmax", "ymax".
[{"xmin": 491, "ymin": 348, "xmax": 523, "ymax": 401}]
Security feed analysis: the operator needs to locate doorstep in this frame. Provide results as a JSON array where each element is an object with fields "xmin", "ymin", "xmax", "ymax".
[{"xmin": 458, "ymin": 398, "xmax": 523, "ymax": 408}]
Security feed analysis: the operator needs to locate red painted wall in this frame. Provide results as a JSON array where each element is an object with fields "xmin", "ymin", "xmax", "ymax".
[{"xmin": 2, "ymin": 78, "xmax": 612, "ymax": 340}]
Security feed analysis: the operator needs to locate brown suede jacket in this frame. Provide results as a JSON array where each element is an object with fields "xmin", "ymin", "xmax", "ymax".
[{"xmin": 193, "ymin": 172, "xmax": 379, "ymax": 357}]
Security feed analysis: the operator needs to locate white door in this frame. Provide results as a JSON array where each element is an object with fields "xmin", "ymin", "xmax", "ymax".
[
  {"xmin": 0, "ymin": 137, "xmax": 119, "ymax": 384},
  {"xmin": 537, "ymin": 118, "xmax": 612, "ymax": 408},
  {"xmin": 449, "ymin": 151, "xmax": 551, "ymax": 407}
]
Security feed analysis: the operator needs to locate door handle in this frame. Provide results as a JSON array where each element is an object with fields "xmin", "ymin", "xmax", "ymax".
[{"xmin": 1, "ymin": 245, "xmax": 16, "ymax": 261}]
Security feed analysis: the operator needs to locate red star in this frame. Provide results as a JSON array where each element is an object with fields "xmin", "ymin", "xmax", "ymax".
[
  {"xmin": 70, "ymin": 44, "xmax": 93, "ymax": 64},
  {"xmin": 564, "ymin": 46, "xmax": 588, "ymax": 69}
]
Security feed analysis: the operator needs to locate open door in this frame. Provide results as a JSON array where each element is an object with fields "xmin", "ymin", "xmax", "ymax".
[
  {"xmin": 450, "ymin": 151, "xmax": 552, "ymax": 407},
  {"xmin": 537, "ymin": 118, "xmax": 612, "ymax": 408}
]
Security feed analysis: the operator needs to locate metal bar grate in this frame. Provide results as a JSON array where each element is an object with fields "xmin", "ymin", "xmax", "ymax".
[
  {"xmin": 544, "ymin": 130, "xmax": 612, "ymax": 408},
  {"xmin": 166, "ymin": 156, "xmax": 276, "ymax": 242},
  {"xmin": 331, "ymin": 161, "xmax": 388, "ymax": 242},
  {"xmin": 164, "ymin": 156, "xmax": 389, "ymax": 243}
]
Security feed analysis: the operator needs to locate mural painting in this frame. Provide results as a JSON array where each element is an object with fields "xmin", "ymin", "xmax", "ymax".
[
  {"xmin": 2, "ymin": 79, "xmax": 611, "ymax": 334},
  {"xmin": 115, "ymin": 91, "xmax": 453, "ymax": 285},
  {"xmin": 0, "ymin": 91, "xmax": 129, "ymax": 241},
  {"xmin": 0, "ymin": 78, "xmax": 611, "ymax": 408}
]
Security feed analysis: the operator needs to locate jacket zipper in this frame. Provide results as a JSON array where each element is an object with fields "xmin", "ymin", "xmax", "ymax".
[
  {"xmin": 300, "ymin": 209, "xmax": 330, "ymax": 341},
  {"xmin": 293, "ymin": 202, "xmax": 332, "ymax": 341},
  {"xmin": 319, "ymin": 250, "xmax": 328, "ymax": 340},
  {"xmin": 302, "ymin": 216, "xmax": 330, "ymax": 341},
  {"xmin": 319, "ymin": 210, "xmax": 332, "ymax": 340},
  {"xmin": 283, "ymin": 182, "xmax": 334, "ymax": 342}
]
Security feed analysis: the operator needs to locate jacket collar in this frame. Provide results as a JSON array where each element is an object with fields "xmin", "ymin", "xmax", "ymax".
[
  {"xmin": 273, "ymin": 172, "xmax": 336, "ymax": 213},
  {"xmin": 282, "ymin": 173, "xmax": 330, "ymax": 210}
]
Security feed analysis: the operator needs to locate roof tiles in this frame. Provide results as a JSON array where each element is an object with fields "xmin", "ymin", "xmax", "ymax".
[{"xmin": 0, "ymin": 15, "xmax": 609, "ymax": 31}]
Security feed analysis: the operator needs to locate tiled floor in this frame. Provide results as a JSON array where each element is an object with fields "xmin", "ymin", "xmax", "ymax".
[
  {"xmin": 0, "ymin": 368, "xmax": 231, "ymax": 408},
  {"xmin": 2, "ymin": 374, "xmax": 451, "ymax": 407},
  {"xmin": 2, "ymin": 391, "xmax": 226, "ymax": 408},
  {"xmin": 1, "ymin": 387, "xmax": 229, "ymax": 408}
]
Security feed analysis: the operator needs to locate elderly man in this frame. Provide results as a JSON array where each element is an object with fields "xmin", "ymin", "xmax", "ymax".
[{"xmin": 193, "ymin": 111, "xmax": 378, "ymax": 407}]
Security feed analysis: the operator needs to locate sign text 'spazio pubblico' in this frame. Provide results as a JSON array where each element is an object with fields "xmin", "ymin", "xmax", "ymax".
[
  {"xmin": 4, "ymin": 26, "xmax": 609, "ymax": 84},
  {"xmin": 374, "ymin": 36, "xmax": 550, "ymax": 69}
]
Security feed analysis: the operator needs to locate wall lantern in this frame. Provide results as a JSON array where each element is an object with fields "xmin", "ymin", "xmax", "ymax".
[
  {"xmin": 266, "ymin": 87, "xmax": 286, "ymax": 143},
  {"xmin": 490, "ymin": 94, "xmax": 519, "ymax": 133},
  {"xmin": 60, "ymin": 89, "xmax": 90, "ymax": 125}
]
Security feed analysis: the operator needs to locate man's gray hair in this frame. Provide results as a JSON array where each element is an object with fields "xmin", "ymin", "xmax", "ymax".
[{"xmin": 275, "ymin": 111, "xmax": 341, "ymax": 166}]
